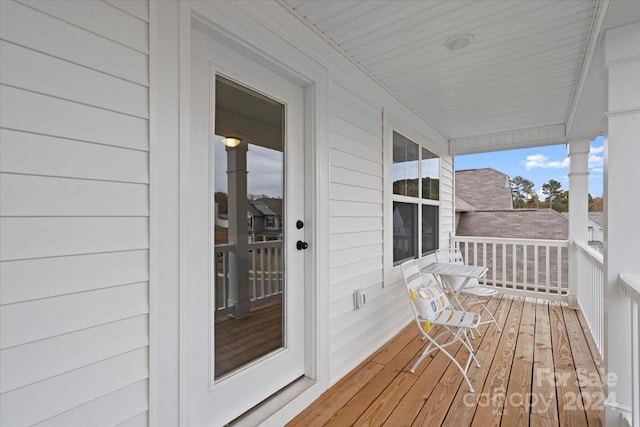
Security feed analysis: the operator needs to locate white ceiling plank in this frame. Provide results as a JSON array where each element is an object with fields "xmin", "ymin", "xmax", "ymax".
[{"xmin": 283, "ymin": 0, "xmax": 600, "ymax": 139}]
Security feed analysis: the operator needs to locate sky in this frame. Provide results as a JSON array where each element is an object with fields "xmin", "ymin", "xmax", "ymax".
[{"xmin": 454, "ymin": 135, "xmax": 604, "ymax": 198}]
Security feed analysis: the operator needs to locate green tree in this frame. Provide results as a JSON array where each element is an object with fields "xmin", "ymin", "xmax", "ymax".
[
  {"xmin": 589, "ymin": 194, "xmax": 603, "ymax": 211},
  {"xmin": 542, "ymin": 179, "xmax": 564, "ymax": 212},
  {"xmin": 510, "ymin": 176, "xmax": 537, "ymax": 209}
]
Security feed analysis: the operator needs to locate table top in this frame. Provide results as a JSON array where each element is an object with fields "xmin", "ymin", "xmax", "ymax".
[{"xmin": 420, "ymin": 262, "xmax": 488, "ymax": 279}]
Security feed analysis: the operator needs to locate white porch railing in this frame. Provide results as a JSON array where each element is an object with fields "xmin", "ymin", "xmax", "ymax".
[
  {"xmin": 575, "ymin": 240, "xmax": 604, "ymax": 359},
  {"xmin": 619, "ymin": 274, "xmax": 640, "ymax": 427},
  {"xmin": 214, "ymin": 240, "xmax": 284, "ymax": 314},
  {"xmin": 453, "ymin": 236, "xmax": 570, "ymax": 300}
]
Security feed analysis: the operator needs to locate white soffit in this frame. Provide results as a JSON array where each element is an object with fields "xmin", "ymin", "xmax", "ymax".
[{"xmin": 283, "ymin": 0, "xmax": 598, "ymax": 141}]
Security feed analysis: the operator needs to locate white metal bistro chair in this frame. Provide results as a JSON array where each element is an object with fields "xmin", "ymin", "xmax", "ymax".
[
  {"xmin": 401, "ymin": 259, "xmax": 481, "ymax": 392},
  {"xmin": 435, "ymin": 247, "xmax": 501, "ymax": 333}
]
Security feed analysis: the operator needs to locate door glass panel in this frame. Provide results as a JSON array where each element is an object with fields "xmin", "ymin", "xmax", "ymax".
[{"xmin": 213, "ymin": 76, "xmax": 285, "ymax": 379}]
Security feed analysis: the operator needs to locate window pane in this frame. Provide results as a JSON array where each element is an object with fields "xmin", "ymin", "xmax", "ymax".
[
  {"xmin": 393, "ymin": 131, "xmax": 419, "ymax": 197},
  {"xmin": 422, "ymin": 205, "xmax": 439, "ymax": 255},
  {"xmin": 393, "ymin": 202, "xmax": 417, "ymax": 263},
  {"xmin": 421, "ymin": 147, "xmax": 440, "ymax": 201}
]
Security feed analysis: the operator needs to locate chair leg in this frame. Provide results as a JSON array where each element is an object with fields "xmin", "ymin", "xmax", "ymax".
[
  {"xmin": 479, "ymin": 298, "xmax": 501, "ymax": 332},
  {"xmin": 460, "ymin": 330, "xmax": 481, "ymax": 368},
  {"xmin": 440, "ymin": 336, "xmax": 475, "ymax": 393}
]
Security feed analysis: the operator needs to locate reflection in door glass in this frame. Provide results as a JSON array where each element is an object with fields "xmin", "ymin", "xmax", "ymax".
[{"xmin": 213, "ymin": 76, "xmax": 285, "ymax": 379}]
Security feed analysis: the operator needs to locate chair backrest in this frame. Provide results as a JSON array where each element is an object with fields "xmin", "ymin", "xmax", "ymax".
[
  {"xmin": 435, "ymin": 247, "xmax": 464, "ymax": 264},
  {"xmin": 435, "ymin": 247, "xmax": 479, "ymax": 290},
  {"xmin": 401, "ymin": 259, "xmax": 450, "ymax": 320}
]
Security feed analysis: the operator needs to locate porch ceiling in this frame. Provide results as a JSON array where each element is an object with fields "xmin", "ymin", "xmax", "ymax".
[{"xmin": 281, "ymin": 1, "xmax": 639, "ymax": 153}]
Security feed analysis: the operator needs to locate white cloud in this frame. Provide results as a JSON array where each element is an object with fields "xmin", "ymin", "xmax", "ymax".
[
  {"xmin": 523, "ymin": 154, "xmax": 569, "ymax": 170},
  {"xmin": 590, "ymin": 145, "xmax": 604, "ymax": 154},
  {"xmin": 588, "ymin": 153, "xmax": 603, "ymax": 169}
]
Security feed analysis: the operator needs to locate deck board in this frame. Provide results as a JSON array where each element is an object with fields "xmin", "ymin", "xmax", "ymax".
[{"xmin": 288, "ymin": 296, "xmax": 603, "ymax": 427}]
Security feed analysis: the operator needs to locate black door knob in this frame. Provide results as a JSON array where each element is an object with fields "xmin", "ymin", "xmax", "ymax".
[{"xmin": 296, "ymin": 240, "xmax": 309, "ymax": 250}]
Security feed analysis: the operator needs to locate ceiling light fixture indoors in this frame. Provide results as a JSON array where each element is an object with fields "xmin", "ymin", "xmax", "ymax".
[{"xmin": 444, "ymin": 33, "xmax": 474, "ymax": 50}]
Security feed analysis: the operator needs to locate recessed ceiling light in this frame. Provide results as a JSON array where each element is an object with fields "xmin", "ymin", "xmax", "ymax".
[{"xmin": 444, "ymin": 33, "xmax": 474, "ymax": 51}]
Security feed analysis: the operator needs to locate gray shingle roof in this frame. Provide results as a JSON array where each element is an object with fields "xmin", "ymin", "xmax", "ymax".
[
  {"xmin": 588, "ymin": 212, "xmax": 604, "ymax": 227},
  {"xmin": 455, "ymin": 168, "xmax": 513, "ymax": 211},
  {"xmin": 456, "ymin": 209, "xmax": 568, "ymax": 240}
]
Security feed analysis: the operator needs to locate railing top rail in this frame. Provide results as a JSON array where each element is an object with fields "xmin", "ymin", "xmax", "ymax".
[
  {"xmin": 214, "ymin": 243, "xmax": 235, "ymax": 253},
  {"xmin": 620, "ymin": 274, "xmax": 640, "ymax": 303},
  {"xmin": 453, "ymin": 235, "xmax": 570, "ymax": 247},
  {"xmin": 248, "ymin": 240, "xmax": 283, "ymax": 249},
  {"xmin": 574, "ymin": 240, "xmax": 604, "ymax": 267}
]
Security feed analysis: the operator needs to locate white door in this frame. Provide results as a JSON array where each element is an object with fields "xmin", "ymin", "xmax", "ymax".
[{"xmin": 187, "ymin": 28, "xmax": 306, "ymax": 426}]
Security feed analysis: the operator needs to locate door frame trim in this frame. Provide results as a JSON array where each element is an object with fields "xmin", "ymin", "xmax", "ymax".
[{"xmin": 152, "ymin": 1, "xmax": 330, "ymax": 424}]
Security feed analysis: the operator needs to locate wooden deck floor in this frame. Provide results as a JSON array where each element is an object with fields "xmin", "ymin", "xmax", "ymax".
[
  {"xmin": 215, "ymin": 300, "xmax": 282, "ymax": 378},
  {"xmin": 288, "ymin": 295, "xmax": 604, "ymax": 427}
]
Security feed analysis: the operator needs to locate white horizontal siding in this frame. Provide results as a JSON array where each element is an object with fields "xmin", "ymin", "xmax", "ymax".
[
  {"xmin": 0, "ymin": 250, "xmax": 149, "ymax": 304},
  {"xmin": 116, "ymin": 411, "xmax": 149, "ymax": 427},
  {"xmin": 0, "ymin": 217, "xmax": 149, "ymax": 261},
  {"xmin": 20, "ymin": 0, "xmax": 149, "ymax": 54},
  {"xmin": 329, "ymin": 217, "xmax": 382, "ymax": 235},
  {"xmin": 0, "ymin": 41, "xmax": 148, "ymax": 118},
  {"xmin": 0, "ymin": 129, "xmax": 149, "ymax": 183},
  {"xmin": 0, "ymin": 347, "xmax": 148, "ymax": 427},
  {"xmin": 327, "ymin": 79, "xmax": 415, "ymax": 383},
  {"xmin": 35, "ymin": 380, "xmax": 148, "ymax": 427},
  {"xmin": 330, "ymin": 244, "xmax": 383, "ymax": 269},
  {"xmin": 0, "ymin": 1, "xmax": 148, "ymax": 85},
  {"xmin": 104, "ymin": 0, "xmax": 148, "ymax": 22},
  {"xmin": 440, "ymin": 157, "xmax": 455, "ymax": 247},
  {"xmin": 0, "ymin": 281, "xmax": 148, "ymax": 349},
  {"xmin": 329, "ymin": 270, "xmax": 383, "ymax": 303},
  {"xmin": 330, "ymin": 149, "xmax": 382, "ymax": 177},
  {"xmin": 0, "ymin": 174, "xmax": 149, "ymax": 216},
  {"xmin": 0, "ymin": 0, "xmax": 149, "ymax": 424},
  {"xmin": 1, "ymin": 315, "xmax": 148, "ymax": 392},
  {"xmin": 329, "ymin": 200, "xmax": 382, "ymax": 218},
  {"xmin": 330, "ymin": 183, "xmax": 382, "ymax": 204},
  {"xmin": 0, "ymin": 86, "xmax": 148, "ymax": 151}
]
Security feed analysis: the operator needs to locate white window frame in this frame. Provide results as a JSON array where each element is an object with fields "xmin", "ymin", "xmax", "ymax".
[{"xmin": 383, "ymin": 112, "xmax": 443, "ymax": 286}]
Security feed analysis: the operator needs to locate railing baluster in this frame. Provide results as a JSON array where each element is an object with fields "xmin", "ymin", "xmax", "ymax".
[
  {"xmin": 544, "ymin": 246, "xmax": 550, "ymax": 293},
  {"xmin": 512, "ymin": 243, "xmax": 517, "ymax": 288},
  {"xmin": 251, "ymin": 249, "xmax": 257, "ymax": 300},
  {"xmin": 534, "ymin": 245, "xmax": 539, "ymax": 294},
  {"xmin": 267, "ymin": 245, "xmax": 273, "ymax": 296},
  {"xmin": 523, "ymin": 245, "xmax": 528, "ymax": 287},
  {"xmin": 502, "ymin": 243, "xmax": 507, "ymax": 289},
  {"xmin": 557, "ymin": 246, "xmax": 562, "ymax": 292},
  {"xmin": 482, "ymin": 242, "xmax": 487, "ymax": 286},
  {"xmin": 260, "ymin": 246, "xmax": 265, "ymax": 298},
  {"xmin": 492, "ymin": 243, "xmax": 497, "ymax": 287}
]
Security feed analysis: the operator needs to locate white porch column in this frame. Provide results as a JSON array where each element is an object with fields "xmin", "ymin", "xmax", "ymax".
[
  {"xmin": 568, "ymin": 138, "xmax": 590, "ymax": 309},
  {"xmin": 227, "ymin": 141, "xmax": 251, "ymax": 318},
  {"xmin": 603, "ymin": 22, "xmax": 640, "ymax": 425}
]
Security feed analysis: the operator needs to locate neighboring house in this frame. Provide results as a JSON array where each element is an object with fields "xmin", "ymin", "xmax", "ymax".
[
  {"xmin": 455, "ymin": 168, "xmax": 513, "ymax": 210},
  {"xmin": 248, "ymin": 198, "xmax": 283, "ymax": 241},
  {"xmin": 455, "ymin": 169, "xmax": 603, "ymax": 244},
  {"xmin": 456, "ymin": 208, "xmax": 568, "ymax": 240},
  {"xmin": 588, "ymin": 212, "xmax": 604, "ymax": 247}
]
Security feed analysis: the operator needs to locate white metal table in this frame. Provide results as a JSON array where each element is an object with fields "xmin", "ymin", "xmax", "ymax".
[{"xmin": 420, "ymin": 262, "xmax": 488, "ymax": 296}]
